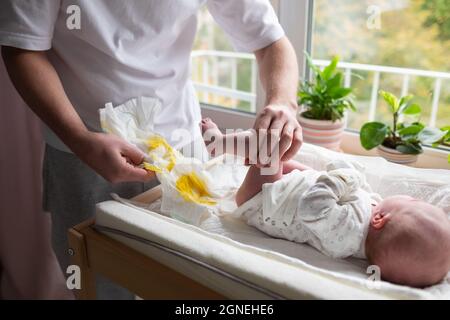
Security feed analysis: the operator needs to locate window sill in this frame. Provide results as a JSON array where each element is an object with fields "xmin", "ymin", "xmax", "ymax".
[
  {"xmin": 341, "ymin": 131, "xmax": 450, "ymax": 170},
  {"xmin": 200, "ymin": 104, "xmax": 449, "ymax": 170}
]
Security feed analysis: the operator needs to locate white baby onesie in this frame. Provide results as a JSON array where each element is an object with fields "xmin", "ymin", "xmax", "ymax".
[{"xmin": 234, "ymin": 160, "xmax": 381, "ymax": 259}]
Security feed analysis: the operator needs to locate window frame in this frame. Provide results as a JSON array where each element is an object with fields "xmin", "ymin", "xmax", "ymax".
[
  {"xmin": 200, "ymin": 0, "xmax": 313, "ymax": 130},
  {"xmin": 199, "ymin": 0, "xmax": 449, "ymax": 169}
]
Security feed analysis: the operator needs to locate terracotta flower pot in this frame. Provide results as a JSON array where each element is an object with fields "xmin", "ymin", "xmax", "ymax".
[
  {"xmin": 297, "ymin": 113, "xmax": 345, "ymax": 151},
  {"xmin": 377, "ymin": 145, "xmax": 418, "ymax": 165}
]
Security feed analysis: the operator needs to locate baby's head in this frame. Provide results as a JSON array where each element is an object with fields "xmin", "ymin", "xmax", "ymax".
[{"xmin": 366, "ymin": 195, "xmax": 450, "ymax": 287}]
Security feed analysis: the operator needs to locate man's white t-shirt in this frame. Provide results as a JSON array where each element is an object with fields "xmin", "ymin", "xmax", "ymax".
[{"xmin": 0, "ymin": 0, "xmax": 284, "ymax": 151}]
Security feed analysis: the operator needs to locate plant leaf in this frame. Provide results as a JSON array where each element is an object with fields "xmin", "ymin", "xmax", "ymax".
[
  {"xmin": 350, "ymin": 72, "xmax": 364, "ymax": 80},
  {"xmin": 396, "ymin": 143, "xmax": 422, "ymax": 155},
  {"xmin": 304, "ymin": 51, "xmax": 320, "ymax": 75},
  {"xmin": 401, "ymin": 103, "xmax": 421, "ymax": 116},
  {"xmin": 445, "ymin": 131, "xmax": 450, "ymax": 142},
  {"xmin": 297, "ymin": 91, "xmax": 311, "ymax": 99},
  {"xmin": 326, "ymin": 73, "xmax": 342, "ymax": 91},
  {"xmin": 398, "ymin": 124, "xmax": 423, "ymax": 136},
  {"xmin": 379, "ymin": 90, "xmax": 399, "ymax": 112},
  {"xmin": 398, "ymin": 95, "xmax": 414, "ymax": 108},
  {"xmin": 322, "ymin": 56, "xmax": 339, "ymax": 80},
  {"xmin": 329, "ymin": 87, "xmax": 352, "ymax": 99},
  {"xmin": 360, "ymin": 122, "xmax": 388, "ymax": 150},
  {"xmin": 418, "ymin": 127, "xmax": 447, "ymax": 144},
  {"xmin": 346, "ymin": 100, "xmax": 357, "ymax": 112},
  {"xmin": 431, "ymin": 142, "xmax": 440, "ymax": 148}
]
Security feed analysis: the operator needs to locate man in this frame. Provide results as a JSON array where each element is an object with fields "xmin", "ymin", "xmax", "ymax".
[{"xmin": 0, "ymin": 0, "xmax": 301, "ymax": 299}]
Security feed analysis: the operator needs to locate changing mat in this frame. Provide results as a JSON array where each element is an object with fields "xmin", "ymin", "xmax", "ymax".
[{"xmin": 95, "ymin": 143, "xmax": 450, "ymax": 300}]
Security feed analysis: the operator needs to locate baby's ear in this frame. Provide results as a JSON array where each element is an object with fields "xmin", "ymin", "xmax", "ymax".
[{"xmin": 371, "ymin": 211, "xmax": 391, "ymax": 230}]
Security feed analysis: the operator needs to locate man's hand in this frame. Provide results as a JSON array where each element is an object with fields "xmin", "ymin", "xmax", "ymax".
[
  {"xmin": 71, "ymin": 132, "xmax": 154, "ymax": 183},
  {"xmin": 253, "ymin": 37, "xmax": 302, "ymax": 166},
  {"xmin": 2, "ymin": 47, "xmax": 155, "ymax": 184},
  {"xmin": 253, "ymin": 104, "xmax": 302, "ymax": 165}
]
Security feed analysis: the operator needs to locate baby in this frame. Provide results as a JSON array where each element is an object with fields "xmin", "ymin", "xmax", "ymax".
[{"xmin": 201, "ymin": 118, "xmax": 450, "ymax": 288}]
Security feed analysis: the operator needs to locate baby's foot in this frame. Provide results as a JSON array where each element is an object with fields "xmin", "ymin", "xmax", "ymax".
[
  {"xmin": 200, "ymin": 118, "xmax": 221, "ymax": 137},
  {"xmin": 200, "ymin": 118, "xmax": 223, "ymax": 154}
]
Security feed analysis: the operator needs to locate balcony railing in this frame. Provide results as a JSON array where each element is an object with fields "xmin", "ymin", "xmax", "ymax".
[
  {"xmin": 191, "ymin": 50, "xmax": 449, "ymax": 128},
  {"xmin": 191, "ymin": 50, "xmax": 258, "ymax": 112}
]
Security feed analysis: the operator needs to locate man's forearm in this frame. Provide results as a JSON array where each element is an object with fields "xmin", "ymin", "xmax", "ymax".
[
  {"xmin": 2, "ymin": 46, "xmax": 155, "ymax": 183},
  {"xmin": 1, "ymin": 47, "xmax": 88, "ymax": 149},
  {"xmin": 255, "ymin": 36, "xmax": 299, "ymax": 111},
  {"xmin": 252, "ymin": 37, "xmax": 302, "ymax": 163}
]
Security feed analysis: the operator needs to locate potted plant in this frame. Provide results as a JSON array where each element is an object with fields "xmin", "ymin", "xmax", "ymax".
[
  {"xmin": 433, "ymin": 126, "xmax": 450, "ymax": 164},
  {"xmin": 359, "ymin": 90, "xmax": 447, "ymax": 164},
  {"xmin": 297, "ymin": 54, "xmax": 356, "ymax": 151}
]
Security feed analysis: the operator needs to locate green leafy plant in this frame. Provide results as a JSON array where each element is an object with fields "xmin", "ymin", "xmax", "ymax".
[
  {"xmin": 360, "ymin": 91, "xmax": 447, "ymax": 156},
  {"xmin": 432, "ymin": 126, "xmax": 450, "ymax": 163},
  {"xmin": 298, "ymin": 53, "xmax": 356, "ymax": 122}
]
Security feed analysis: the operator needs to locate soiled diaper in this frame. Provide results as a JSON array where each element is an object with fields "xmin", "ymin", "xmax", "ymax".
[{"xmin": 100, "ymin": 96, "xmax": 228, "ymax": 225}]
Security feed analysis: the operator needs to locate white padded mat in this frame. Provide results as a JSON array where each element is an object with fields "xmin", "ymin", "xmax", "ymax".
[{"xmin": 95, "ymin": 144, "xmax": 450, "ymax": 299}]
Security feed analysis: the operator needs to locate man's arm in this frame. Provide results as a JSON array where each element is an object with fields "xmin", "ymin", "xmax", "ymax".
[
  {"xmin": 1, "ymin": 46, "xmax": 154, "ymax": 183},
  {"xmin": 254, "ymin": 36, "xmax": 302, "ymax": 163}
]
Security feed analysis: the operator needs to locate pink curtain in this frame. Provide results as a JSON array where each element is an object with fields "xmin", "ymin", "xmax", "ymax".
[{"xmin": 0, "ymin": 59, "xmax": 71, "ymax": 299}]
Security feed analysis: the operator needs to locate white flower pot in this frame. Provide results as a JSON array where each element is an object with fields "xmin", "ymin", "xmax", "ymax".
[
  {"xmin": 377, "ymin": 145, "xmax": 418, "ymax": 165},
  {"xmin": 297, "ymin": 114, "xmax": 345, "ymax": 151}
]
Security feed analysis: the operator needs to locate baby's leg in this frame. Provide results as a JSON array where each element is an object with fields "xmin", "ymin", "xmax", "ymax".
[
  {"xmin": 235, "ymin": 160, "xmax": 310, "ymax": 206},
  {"xmin": 236, "ymin": 164, "xmax": 284, "ymax": 206},
  {"xmin": 201, "ymin": 118, "xmax": 311, "ymax": 203},
  {"xmin": 283, "ymin": 160, "xmax": 311, "ymax": 174},
  {"xmin": 201, "ymin": 118, "xmax": 312, "ymax": 169}
]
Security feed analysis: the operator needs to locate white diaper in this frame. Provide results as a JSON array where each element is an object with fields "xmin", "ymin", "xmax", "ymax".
[{"xmin": 99, "ymin": 97, "xmax": 232, "ymax": 226}]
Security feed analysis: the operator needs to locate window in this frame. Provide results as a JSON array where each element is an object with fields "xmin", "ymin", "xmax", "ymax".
[
  {"xmin": 310, "ymin": 0, "xmax": 450, "ymax": 131},
  {"xmin": 192, "ymin": 7, "xmax": 258, "ymax": 114},
  {"xmin": 190, "ymin": 0, "xmax": 448, "ymax": 166},
  {"xmin": 191, "ymin": 0, "xmax": 449, "ymax": 137}
]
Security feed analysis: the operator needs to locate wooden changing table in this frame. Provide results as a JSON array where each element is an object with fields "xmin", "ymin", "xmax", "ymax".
[
  {"xmin": 66, "ymin": 139, "xmax": 449, "ymax": 300},
  {"xmin": 67, "ymin": 186, "xmax": 226, "ymax": 300}
]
